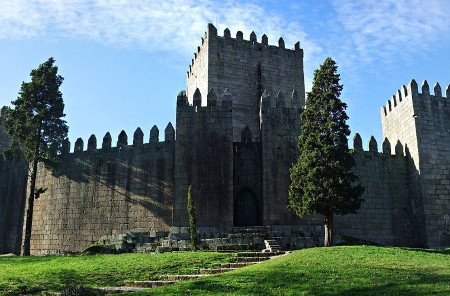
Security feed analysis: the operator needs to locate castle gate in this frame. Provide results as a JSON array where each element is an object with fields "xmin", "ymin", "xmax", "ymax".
[{"xmin": 234, "ymin": 189, "xmax": 260, "ymax": 226}]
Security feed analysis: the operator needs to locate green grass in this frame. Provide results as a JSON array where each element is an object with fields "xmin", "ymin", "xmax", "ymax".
[
  {"xmin": 0, "ymin": 252, "xmax": 233, "ymax": 295},
  {"xmin": 128, "ymin": 246, "xmax": 450, "ymax": 296},
  {"xmin": 1, "ymin": 247, "xmax": 449, "ymax": 296}
]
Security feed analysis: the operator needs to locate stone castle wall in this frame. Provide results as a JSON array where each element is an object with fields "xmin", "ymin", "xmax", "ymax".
[
  {"xmin": 259, "ymin": 91, "xmax": 308, "ymax": 225},
  {"xmin": 335, "ymin": 135, "xmax": 416, "ymax": 246},
  {"xmin": 27, "ymin": 125, "xmax": 175, "ymax": 255},
  {"xmin": 0, "ymin": 110, "xmax": 28, "ymax": 254},
  {"xmin": 0, "ymin": 156, "xmax": 27, "ymax": 254},
  {"xmin": 173, "ymin": 91, "xmax": 234, "ymax": 227}
]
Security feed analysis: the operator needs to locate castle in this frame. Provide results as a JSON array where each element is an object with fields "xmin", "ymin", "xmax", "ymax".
[{"xmin": 0, "ymin": 24, "xmax": 449, "ymax": 255}]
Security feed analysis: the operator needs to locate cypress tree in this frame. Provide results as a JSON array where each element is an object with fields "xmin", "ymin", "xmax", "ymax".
[
  {"xmin": 289, "ymin": 57, "xmax": 364, "ymax": 247},
  {"xmin": 187, "ymin": 185, "xmax": 197, "ymax": 251},
  {"xmin": 2, "ymin": 57, "xmax": 69, "ymax": 255}
]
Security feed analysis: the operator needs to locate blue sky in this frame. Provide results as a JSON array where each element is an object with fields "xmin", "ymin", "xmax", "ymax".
[{"xmin": 1, "ymin": 0, "xmax": 449, "ymax": 150}]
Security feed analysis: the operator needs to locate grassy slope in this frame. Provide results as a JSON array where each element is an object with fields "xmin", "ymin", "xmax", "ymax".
[
  {"xmin": 1, "ymin": 247, "xmax": 449, "ymax": 296},
  {"xmin": 131, "ymin": 246, "xmax": 450, "ymax": 296},
  {"xmin": 0, "ymin": 252, "xmax": 233, "ymax": 295}
]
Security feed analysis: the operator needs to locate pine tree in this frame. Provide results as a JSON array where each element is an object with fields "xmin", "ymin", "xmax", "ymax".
[
  {"xmin": 2, "ymin": 57, "xmax": 68, "ymax": 255},
  {"xmin": 289, "ymin": 57, "xmax": 364, "ymax": 247},
  {"xmin": 187, "ymin": 185, "xmax": 197, "ymax": 251}
]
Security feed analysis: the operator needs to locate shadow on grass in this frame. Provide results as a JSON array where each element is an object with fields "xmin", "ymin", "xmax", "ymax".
[
  {"xmin": 6, "ymin": 269, "xmax": 85, "ymax": 295},
  {"xmin": 399, "ymin": 247, "xmax": 450, "ymax": 255},
  {"xmin": 149, "ymin": 261, "xmax": 450, "ymax": 296},
  {"xmin": 331, "ymin": 271, "xmax": 450, "ymax": 296}
]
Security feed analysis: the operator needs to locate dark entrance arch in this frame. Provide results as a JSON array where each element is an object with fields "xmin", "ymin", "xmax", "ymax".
[{"xmin": 234, "ymin": 189, "xmax": 260, "ymax": 226}]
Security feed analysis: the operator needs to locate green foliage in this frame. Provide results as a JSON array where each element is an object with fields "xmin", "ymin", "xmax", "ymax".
[
  {"xmin": 0, "ymin": 252, "xmax": 233, "ymax": 295},
  {"xmin": 289, "ymin": 57, "xmax": 364, "ymax": 218},
  {"xmin": 187, "ymin": 185, "xmax": 198, "ymax": 251},
  {"xmin": 2, "ymin": 57, "xmax": 68, "ymax": 164},
  {"xmin": 337, "ymin": 235, "xmax": 381, "ymax": 246},
  {"xmin": 81, "ymin": 244, "xmax": 118, "ymax": 255},
  {"xmin": 142, "ymin": 246, "xmax": 450, "ymax": 295}
]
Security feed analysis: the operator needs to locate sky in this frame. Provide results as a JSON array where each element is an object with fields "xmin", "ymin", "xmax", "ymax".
[{"xmin": 0, "ymin": 0, "xmax": 449, "ymax": 150}]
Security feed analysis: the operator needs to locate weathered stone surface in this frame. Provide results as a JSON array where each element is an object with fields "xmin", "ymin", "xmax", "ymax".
[
  {"xmin": 0, "ymin": 113, "xmax": 27, "ymax": 254},
  {"xmin": 186, "ymin": 24, "xmax": 305, "ymax": 142},
  {"xmin": 28, "ymin": 134, "xmax": 175, "ymax": 255},
  {"xmin": 381, "ymin": 80, "xmax": 450, "ymax": 248}
]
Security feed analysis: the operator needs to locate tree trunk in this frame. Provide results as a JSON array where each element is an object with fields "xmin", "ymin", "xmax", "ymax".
[
  {"xmin": 21, "ymin": 142, "xmax": 39, "ymax": 256},
  {"xmin": 324, "ymin": 213, "xmax": 333, "ymax": 247}
]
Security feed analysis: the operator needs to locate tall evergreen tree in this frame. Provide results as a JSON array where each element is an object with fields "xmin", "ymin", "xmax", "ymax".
[
  {"xmin": 187, "ymin": 185, "xmax": 197, "ymax": 251},
  {"xmin": 2, "ymin": 57, "xmax": 68, "ymax": 255},
  {"xmin": 289, "ymin": 57, "xmax": 364, "ymax": 247}
]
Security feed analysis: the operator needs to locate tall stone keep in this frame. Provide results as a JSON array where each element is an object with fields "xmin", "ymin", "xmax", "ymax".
[
  {"xmin": 186, "ymin": 24, "xmax": 305, "ymax": 142},
  {"xmin": 381, "ymin": 80, "xmax": 450, "ymax": 248},
  {"xmin": 174, "ymin": 24, "xmax": 306, "ymax": 228}
]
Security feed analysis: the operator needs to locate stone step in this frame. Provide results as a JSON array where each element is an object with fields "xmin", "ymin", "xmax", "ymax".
[
  {"xmin": 199, "ymin": 268, "xmax": 237, "ymax": 274},
  {"xmin": 266, "ymin": 246, "xmax": 281, "ymax": 251},
  {"xmin": 236, "ymin": 251, "xmax": 284, "ymax": 257},
  {"xmin": 216, "ymin": 245, "xmax": 261, "ymax": 252},
  {"xmin": 126, "ymin": 280, "xmax": 176, "ymax": 288},
  {"xmin": 262, "ymin": 248, "xmax": 282, "ymax": 253},
  {"xmin": 97, "ymin": 286, "xmax": 152, "ymax": 293},
  {"xmin": 159, "ymin": 274, "xmax": 207, "ymax": 281},
  {"xmin": 265, "ymin": 243, "xmax": 281, "ymax": 247},
  {"xmin": 264, "ymin": 239, "xmax": 282, "ymax": 253},
  {"xmin": 220, "ymin": 262, "xmax": 258, "ymax": 268},
  {"xmin": 234, "ymin": 256, "xmax": 271, "ymax": 262}
]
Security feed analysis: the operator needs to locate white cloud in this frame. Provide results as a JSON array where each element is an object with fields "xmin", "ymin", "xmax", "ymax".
[
  {"xmin": 0, "ymin": 0, "xmax": 321, "ymax": 64},
  {"xmin": 331, "ymin": 0, "xmax": 450, "ymax": 66}
]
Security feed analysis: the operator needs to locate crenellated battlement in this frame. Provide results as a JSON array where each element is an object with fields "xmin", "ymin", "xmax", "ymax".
[
  {"xmin": 208, "ymin": 24, "xmax": 300, "ymax": 50},
  {"xmin": 66, "ymin": 123, "xmax": 175, "ymax": 154},
  {"xmin": 177, "ymin": 88, "xmax": 235, "ymax": 110},
  {"xmin": 259, "ymin": 89, "xmax": 302, "ymax": 110},
  {"xmin": 382, "ymin": 79, "xmax": 450, "ymax": 116},
  {"xmin": 185, "ymin": 23, "xmax": 305, "ymax": 141},
  {"xmin": 352, "ymin": 133, "xmax": 407, "ymax": 157},
  {"xmin": 187, "ymin": 23, "xmax": 302, "ymax": 78}
]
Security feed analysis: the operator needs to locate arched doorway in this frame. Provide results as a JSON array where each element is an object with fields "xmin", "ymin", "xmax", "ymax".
[{"xmin": 234, "ymin": 189, "xmax": 260, "ymax": 226}]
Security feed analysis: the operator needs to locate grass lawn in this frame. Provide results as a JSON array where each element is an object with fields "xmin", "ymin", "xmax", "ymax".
[
  {"xmin": 0, "ymin": 252, "xmax": 233, "ymax": 295},
  {"xmin": 127, "ymin": 246, "xmax": 450, "ymax": 296},
  {"xmin": 0, "ymin": 246, "xmax": 449, "ymax": 296}
]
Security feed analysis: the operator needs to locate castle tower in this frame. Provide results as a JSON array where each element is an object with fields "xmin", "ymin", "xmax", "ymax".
[
  {"xmin": 381, "ymin": 80, "xmax": 450, "ymax": 248},
  {"xmin": 173, "ymin": 90, "xmax": 234, "ymax": 227},
  {"xmin": 186, "ymin": 24, "xmax": 305, "ymax": 142},
  {"xmin": 174, "ymin": 24, "xmax": 306, "ymax": 228}
]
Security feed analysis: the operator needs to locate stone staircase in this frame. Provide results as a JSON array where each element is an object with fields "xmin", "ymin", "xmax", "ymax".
[
  {"xmin": 63, "ymin": 249, "xmax": 287, "ymax": 294},
  {"xmin": 263, "ymin": 239, "xmax": 282, "ymax": 253}
]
